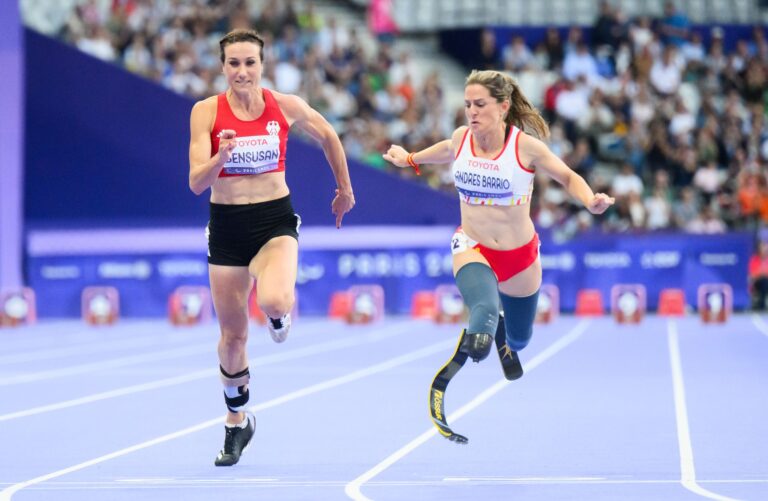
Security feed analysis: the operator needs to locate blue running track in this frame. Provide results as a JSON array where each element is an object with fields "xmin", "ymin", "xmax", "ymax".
[{"xmin": 0, "ymin": 314, "xmax": 766, "ymax": 500}]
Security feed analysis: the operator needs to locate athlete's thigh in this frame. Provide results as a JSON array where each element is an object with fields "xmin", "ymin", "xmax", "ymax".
[
  {"xmin": 452, "ymin": 248, "xmax": 491, "ymax": 276},
  {"xmin": 209, "ymin": 264, "xmax": 253, "ymax": 321},
  {"xmin": 249, "ymin": 236, "xmax": 299, "ymax": 296},
  {"xmin": 498, "ymin": 258, "xmax": 542, "ymax": 297}
]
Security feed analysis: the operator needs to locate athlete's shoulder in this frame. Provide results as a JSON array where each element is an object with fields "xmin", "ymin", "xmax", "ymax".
[
  {"xmin": 269, "ymin": 90, "xmax": 312, "ymax": 124},
  {"xmin": 191, "ymin": 95, "xmax": 218, "ymax": 117},
  {"xmin": 450, "ymin": 126, "xmax": 469, "ymax": 151},
  {"xmin": 452, "ymin": 126, "xmax": 469, "ymax": 141},
  {"xmin": 270, "ymin": 90, "xmax": 306, "ymax": 111},
  {"xmin": 516, "ymin": 128, "xmax": 547, "ymax": 152}
]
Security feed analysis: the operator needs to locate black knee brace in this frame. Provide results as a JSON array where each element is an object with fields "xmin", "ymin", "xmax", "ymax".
[{"xmin": 220, "ymin": 365, "xmax": 250, "ymax": 412}]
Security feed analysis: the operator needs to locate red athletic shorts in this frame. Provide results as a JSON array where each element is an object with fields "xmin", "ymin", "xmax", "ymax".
[{"xmin": 451, "ymin": 227, "xmax": 540, "ymax": 282}]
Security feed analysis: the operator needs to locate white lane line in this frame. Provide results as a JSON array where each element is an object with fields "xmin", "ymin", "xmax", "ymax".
[
  {"xmin": 6, "ymin": 477, "xmax": 768, "ymax": 490},
  {"xmin": 750, "ymin": 314, "xmax": 768, "ymax": 338},
  {"xmin": 0, "ymin": 370, "xmax": 213, "ymax": 422},
  {"xmin": 0, "ymin": 337, "xmax": 454, "ymax": 500},
  {"xmin": 439, "ymin": 477, "xmax": 768, "ymax": 485},
  {"xmin": 667, "ymin": 320, "xmax": 738, "ymax": 501},
  {"xmin": 345, "ymin": 319, "xmax": 591, "ymax": 501},
  {"xmin": 0, "ymin": 318, "xmax": 385, "ymax": 386},
  {"xmin": 0, "ymin": 328, "xmax": 215, "ymax": 366},
  {"xmin": 0, "ymin": 344, "xmax": 213, "ymax": 386},
  {"xmin": 0, "ymin": 321, "xmax": 216, "ymax": 366},
  {"xmin": 0, "ymin": 318, "xmax": 335, "ymax": 367},
  {"xmin": 0, "ymin": 321, "xmax": 415, "ymax": 422}
]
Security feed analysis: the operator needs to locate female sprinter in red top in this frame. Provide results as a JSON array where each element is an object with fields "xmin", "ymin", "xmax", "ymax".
[{"xmin": 189, "ymin": 29, "xmax": 354, "ymax": 465}]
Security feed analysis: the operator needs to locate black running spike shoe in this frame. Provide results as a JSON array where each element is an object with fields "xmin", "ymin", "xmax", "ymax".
[
  {"xmin": 214, "ymin": 412, "xmax": 255, "ymax": 466},
  {"xmin": 495, "ymin": 313, "xmax": 524, "ymax": 381}
]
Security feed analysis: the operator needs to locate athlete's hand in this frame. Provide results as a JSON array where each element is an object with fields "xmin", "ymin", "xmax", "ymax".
[
  {"xmin": 586, "ymin": 193, "xmax": 615, "ymax": 215},
  {"xmin": 217, "ymin": 129, "xmax": 237, "ymax": 164},
  {"xmin": 382, "ymin": 145, "xmax": 409, "ymax": 168},
  {"xmin": 332, "ymin": 189, "xmax": 355, "ymax": 228}
]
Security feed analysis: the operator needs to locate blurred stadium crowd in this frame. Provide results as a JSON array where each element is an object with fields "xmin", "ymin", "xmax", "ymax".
[{"xmin": 20, "ymin": 0, "xmax": 768, "ymax": 237}]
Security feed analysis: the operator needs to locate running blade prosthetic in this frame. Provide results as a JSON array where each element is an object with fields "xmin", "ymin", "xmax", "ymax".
[
  {"xmin": 495, "ymin": 314, "xmax": 524, "ymax": 381},
  {"xmin": 429, "ymin": 329, "xmax": 471, "ymax": 444}
]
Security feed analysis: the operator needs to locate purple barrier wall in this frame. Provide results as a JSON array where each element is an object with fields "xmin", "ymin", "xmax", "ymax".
[
  {"xmin": 23, "ymin": 30, "xmax": 459, "ymax": 229},
  {"xmin": 0, "ymin": 2, "xmax": 24, "ymax": 289}
]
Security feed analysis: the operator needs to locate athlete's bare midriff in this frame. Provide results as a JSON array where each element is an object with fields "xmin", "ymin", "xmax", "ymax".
[
  {"xmin": 210, "ymin": 172, "xmax": 290, "ymax": 204},
  {"xmin": 460, "ymin": 203, "xmax": 535, "ymax": 250}
]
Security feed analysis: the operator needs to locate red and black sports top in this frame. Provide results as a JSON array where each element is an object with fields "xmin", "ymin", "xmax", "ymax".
[{"xmin": 212, "ymin": 88, "xmax": 289, "ymax": 177}]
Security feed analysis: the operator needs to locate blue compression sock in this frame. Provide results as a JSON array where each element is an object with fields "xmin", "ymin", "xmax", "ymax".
[{"xmin": 499, "ymin": 289, "xmax": 540, "ymax": 351}]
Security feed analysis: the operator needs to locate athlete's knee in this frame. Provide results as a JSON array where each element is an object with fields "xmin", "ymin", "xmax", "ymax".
[
  {"xmin": 220, "ymin": 365, "xmax": 250, "ymax": 412},
  {"xmin": 216, "ymin": 308, "xmax": 249, "ymax": 336},
  {"xmin": 462, "ymin": 331, "xmax": 494, "ymax": 362},
  {"xmin": 218, "ymin": 324, "xmax": 248, "ymax": 349},
  {"xmin": 258, "ymin": 292, "xmax": 294, "ymax": 318},
  {"xmin": 455, "ymin": 262, "xmax": 500, "ymax": 335}
]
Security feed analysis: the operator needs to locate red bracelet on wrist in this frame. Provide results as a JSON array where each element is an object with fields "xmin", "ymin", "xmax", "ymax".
[{"xmin": 406, "ymin": 152, "xmax": 422, "ymax": 176}]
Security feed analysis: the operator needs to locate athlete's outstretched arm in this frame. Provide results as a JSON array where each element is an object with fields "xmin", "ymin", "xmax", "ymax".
[
  {"xmin": 383, "ymin": 126, "xmax": 468, "ymax": 170},
  {"xmin": 519, "ymin": 133, "xmax": 615, "ymax": 214},
  {"xmin": 278, "ymin": 93, "xmax": 355, "ymax": 228}
]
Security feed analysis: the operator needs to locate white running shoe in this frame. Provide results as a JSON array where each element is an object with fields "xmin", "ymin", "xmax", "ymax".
[{"xmin": 267, "ymin": 313, "xmax": 290, "ymax": 343}]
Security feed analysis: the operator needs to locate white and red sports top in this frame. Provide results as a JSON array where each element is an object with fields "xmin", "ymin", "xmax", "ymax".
[
  {"xmin": 212, "ymin": 88, "xmax": 289, "ymax": 177},
  {"xmin": 451, "ymin": 126, "xmax": 535, "ymax": 206}
]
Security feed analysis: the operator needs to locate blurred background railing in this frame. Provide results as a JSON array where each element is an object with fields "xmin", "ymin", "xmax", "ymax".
[{"xmin": 390, "ymin": 0, "xmax": 764, "ymax": 31}]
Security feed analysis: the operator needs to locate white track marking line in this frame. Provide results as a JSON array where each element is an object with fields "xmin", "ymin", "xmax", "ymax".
[
  {"xmin": 0, "ymin": 318, "xmax": 333, "ymax": 367},
  {"xmin": 0, "ymin": 324, "xmax": 218, "ymax": 366},
  {"xmin": 0, "ymin": 369, "xmax": 213, "ymax": 422},
  {"xmin": 0, "ymin": 344, "xmax": 212, "ymax": 386},
  {"xmin": 0, "ymin": 335, "xmax": 163, "ymax": 365},
  {"xmin": 667, "ymin": 320, "xmax": 738, "ymax": 501},
  {"xmin": 750, "ymin": 314, "xmax": 768, "ymax": 338},
  {"xmin": 6, "ymin": 476, "xmax": 767, "ymax": 490},
  {"xmin": 0, "ymin": 321, "xmax": 415, "ymax": 422},
  {"xmin": 0, "ymin": 318, "xmax": 411, "ymax": 386},
  {"xmin": 345, "ymin": 319, "xmax": 590, "ymax": 501},
  {"xmin": 0, "ymin": 337, "xmax": 454, "ymax": 500},
  {"xmin": 0, "ymin": 321, "xmax": 214, "ymax": 360}
]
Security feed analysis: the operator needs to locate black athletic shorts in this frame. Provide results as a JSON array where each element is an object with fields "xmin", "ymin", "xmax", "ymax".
[{"xmin": 206, "ymin": 195, "xmax": 301, "ymax": 266}]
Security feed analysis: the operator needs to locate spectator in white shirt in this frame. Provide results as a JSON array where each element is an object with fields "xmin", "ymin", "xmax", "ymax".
[
  {"xmin": 692, "ymin": 161, "xmax": 724, "ymax": 199},
  {"xmin": 681, "ymin": 31, "xmax": 706, "ymax": 66},
  {"xmin": 649, "ymin": 45, "xmax": 683, "ymax": 97},
  {"xmin": 629, "ymin": 16, "xmax": 653, "ymax": 54},
  {"xmin": 563, "ymin": 42, "xmax": 599, "ymax": 84},
  {"xmin": 274, "ymin": 56, "xmax": 303, "ymax": 94},
  {"xmin": 611, "ymin": 162, "xmax": 644, "ymax": 198},
  {"xmin": 644, "ymin": 187, "xmax": 672, "ymax": 229},
  {"xmin": 554, "ymin": 77, "xmax": 590, "ymax": 123},
  {"xmin": 76, "ymin": 25, "xmax": 117, "ymax": 62},
  {"xmin": 668, "ymin": 97, "xmax": 695, "ymax": 138}
]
